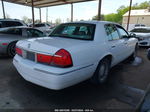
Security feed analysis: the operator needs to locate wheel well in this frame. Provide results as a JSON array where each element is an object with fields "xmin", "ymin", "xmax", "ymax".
[
  {"xmin": 102, "ymin": 55, "xmax": 112, "ymax": 64},
  {"xmin": 7, "ymin": 41, "xmax": 17, "ymax": 47},
  {"xmin": 7, "ymin": 41, "xmax": 17, "ymax": 52}
]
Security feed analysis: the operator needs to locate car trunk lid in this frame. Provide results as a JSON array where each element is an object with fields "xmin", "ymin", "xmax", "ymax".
[{"xmin": 17, "ymin": 36, "xmax": 89, "ymax": 55}]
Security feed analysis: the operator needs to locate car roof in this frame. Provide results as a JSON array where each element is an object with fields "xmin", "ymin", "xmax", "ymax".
[
  {"xmin": 0, "ymin": 26, "xmax": 42, "ymax": 31},
  {"xmin": 64, "ymin": 21, "xmax": 120, "ymax": 26},
  {"xmin": 0, "ymin": 19, "xmax": 22, "ymax": 22}
]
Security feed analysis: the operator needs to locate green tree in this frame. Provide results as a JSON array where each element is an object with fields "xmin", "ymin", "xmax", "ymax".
[
  {"xmin": 92, "ymin": 14, "xmax": 104, "ymax": 21},
  {"xmin": 92, "ymin": 1, "xmax": 150, "ymax": 23},
  {"xmin": 55, "ymin": 18, "xmax": 62, "ymax": 25}
]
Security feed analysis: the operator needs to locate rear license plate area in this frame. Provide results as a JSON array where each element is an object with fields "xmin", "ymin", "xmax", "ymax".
[{"xmin": 26, "ymin": 51, "xmax": 35, "ymax": 61}]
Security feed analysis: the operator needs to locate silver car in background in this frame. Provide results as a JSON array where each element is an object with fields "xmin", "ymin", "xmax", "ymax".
[
  {"xmin": 30, "ymin": 23, "xmax": 53, "ymax": 34},
  {"xmin": 130, "ymin": 27, "xmax": 150, "ymax": 46},
  {"xmin": 0, "ymin": 27, "xmax": 46, "ymax": 57}
]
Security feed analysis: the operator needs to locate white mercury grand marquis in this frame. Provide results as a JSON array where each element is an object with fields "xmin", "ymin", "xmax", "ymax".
[{"xmin": 13, "ymin": 21, "xmax": 138, "ymax": 90}]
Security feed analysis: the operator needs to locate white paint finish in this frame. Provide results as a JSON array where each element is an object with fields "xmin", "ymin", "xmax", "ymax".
[{"xmin": 13, "ymin": 21, "xmax": 138, "ymax": 90}]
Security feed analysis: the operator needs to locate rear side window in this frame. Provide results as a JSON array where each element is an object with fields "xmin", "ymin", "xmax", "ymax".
[
  {"xmin": 27, "ymin": 29, "xmax": 45, "ymax": 37},
  {"xmin": 1, "ymin": 21, "xmax": 23, "ymax": 27},
  {"xmin": 105, "ymin": 24, "xmax": 120, "ymax": 41},
  {"xmin": 50, "ymin": 23, "xmax": 96, "ymax": 40},
  {"xmin": 0, "ymin": 28, "xmax": 22, "ymax": 35}
]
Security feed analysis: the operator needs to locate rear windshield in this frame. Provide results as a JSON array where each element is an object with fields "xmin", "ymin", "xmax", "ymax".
[
  {"xmin": 130, "ymin": 28, "xmax": 150, "ymax": 33},
  {"xmin": 49, "ymin": 23, "xmax": 96, "ymax": 40}
]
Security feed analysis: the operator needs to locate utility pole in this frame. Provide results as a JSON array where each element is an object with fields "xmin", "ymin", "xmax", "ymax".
[
  {"xmin": 46, "ymin": 7, "xmax": 48, "ymax": 22},
  {"xmin": 39, "ymin": 8, "xmax": 42, "ymax": 23},
  {"xmin": 1, "ymin": 0, "xmax": 6, "ymax": 19},
  {"xmin": 71, "ymin": 3, "xmax": 73, "ymax": 22},
  {"xmin": 31, "ymin": 0, "xmax": 35, "ymax": 27},
  {"xmin": 97, "ymin": 0, "xmax": 102, "ymax": 21},
  {"xmin": 127, "ymin": 0, "xmax": 132, "ymax": 31}
]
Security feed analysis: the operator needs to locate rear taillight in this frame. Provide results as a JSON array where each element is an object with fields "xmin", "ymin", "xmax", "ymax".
[
  {"xmin": 2, "ymin": 43, "xmax": 8, "ymax": 45},
  {"xmin": 37, "ymin": 54, "xmax": 52, "ymax": 64},
  {"xmin": 16, "ymin": 47, "xmax": 22, "ymax": 56},
  {"xmin": 51, "ymin": 49, "xmax": 73, "ymax": 67},
  {"xmin": 37, "ymin": 49, "xmax": 73, "ymax": 68}
]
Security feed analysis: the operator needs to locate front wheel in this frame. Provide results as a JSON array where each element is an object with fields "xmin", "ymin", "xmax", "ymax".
[{"xmin": 91, "ymin": 58, "xmax": 110, "ymax": 84}]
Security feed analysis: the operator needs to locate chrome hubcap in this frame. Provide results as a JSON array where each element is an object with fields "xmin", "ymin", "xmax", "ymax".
[{"xmin": 98, "ymin": 63, "xmax": 108, "ymax": 82}]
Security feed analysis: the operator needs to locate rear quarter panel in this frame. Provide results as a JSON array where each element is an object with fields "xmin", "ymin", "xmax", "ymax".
[{"xmin": 66, "ymin": 23, "xmax": 111, "ymax": 77}]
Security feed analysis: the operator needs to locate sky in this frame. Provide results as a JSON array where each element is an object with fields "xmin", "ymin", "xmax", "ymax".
[{"xmin": 0, "ymin": 0, "xmax": 148, "ymax": 23}]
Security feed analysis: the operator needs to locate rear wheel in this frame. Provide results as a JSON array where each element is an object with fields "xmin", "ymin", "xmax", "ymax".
[
  {"xmin": 91, "ymin": 58, "xmax": 111, "ymax": 84},
  {"xmin": 7, "ymin": 42, "xmax": 17, "ymax": 57}
]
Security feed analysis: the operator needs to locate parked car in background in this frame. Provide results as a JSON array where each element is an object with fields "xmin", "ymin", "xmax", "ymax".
[
  {"xmin": 130, "ymin": 27, "xmax": 150, "ymax": 46},
  {"xmin": 30, "ymin": 23, "xmax": 53, "ymax": 34},
  {"xmin": 0, "ymin": 19, "xmax": 27, "ymax": 31},
  {"xmin": 13, "ymin": 21, "xmax": 138, "ymax": 90},
  {"xmin": 134, "ymin": 24, "xmax": 146, "ymax": 28},
  {"xmin": 0, "ymin": 27, "xmax": 46, "ymax": 57}
]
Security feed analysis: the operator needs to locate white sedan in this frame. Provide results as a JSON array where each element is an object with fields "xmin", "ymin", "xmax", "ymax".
[
  {"xmin": 13, "ymin": 21, "xmax": 138, "ymax": 90},
  {"xmin": 130, "ymin": 27, "xmax": 150, "ymax": 46}
]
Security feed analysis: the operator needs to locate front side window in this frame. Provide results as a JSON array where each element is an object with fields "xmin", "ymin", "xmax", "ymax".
[
  {"xmin": 105, "ymin": 24, "xmax": 120, "ymax": 41},
  {"xmin": 50, "ymin": 23, "xmax": 96, "ymax": 40},
  {"xmin": 2, "ymin": 21, "xmax": 23, "ymax": 27},
  {"xmin": 116, "ymin": 25, "xmax": 128, "ymax": 38}
]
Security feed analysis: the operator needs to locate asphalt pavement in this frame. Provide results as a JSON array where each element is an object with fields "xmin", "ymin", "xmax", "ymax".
[{"xmin": 0, "ymin": 47, "xmax": 150, "ymax": 112}]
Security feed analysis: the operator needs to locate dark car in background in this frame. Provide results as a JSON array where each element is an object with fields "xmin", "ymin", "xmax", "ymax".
[{"xmin": 0, "ymin": 19, "xmax": 27, "ymax": 30}]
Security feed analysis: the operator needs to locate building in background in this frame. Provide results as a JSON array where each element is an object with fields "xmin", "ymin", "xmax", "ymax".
[{"xmin": 122, "ymin": 7, "xmax": 150, "ymax": 31}]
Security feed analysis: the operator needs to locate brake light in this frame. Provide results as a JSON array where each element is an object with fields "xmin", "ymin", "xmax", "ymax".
[
  {"xmin": 51, "ymin": 49, "xmax": 73, "ymax": 67},
  {"xmin": 37, "ymin": 54, "xmax": 52, "ymax": 64},
  {"xmin": 36, "ymin": 49, "xmax": 73, "ymax": 67},
  {"xmin": 2, "ymin": 43, "xmax": 8, "ymax": 45},
  {"xmin": 16, "ymin": 47, "xmax": 22, "ymax": 56}
]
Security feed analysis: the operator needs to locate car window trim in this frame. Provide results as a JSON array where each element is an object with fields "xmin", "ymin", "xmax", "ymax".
[
  {"xmin": 115, "ymin": 24, "xmax": 129, "ymax": 39},
  {"xmin": 104, "ymin": 24, "xmax": 121, "ymax": 41}
]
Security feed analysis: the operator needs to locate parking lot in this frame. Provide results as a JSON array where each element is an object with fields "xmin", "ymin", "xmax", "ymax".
[{"xmin": 0, "ymin": 47, "xmax": 150, "ymax": 112}]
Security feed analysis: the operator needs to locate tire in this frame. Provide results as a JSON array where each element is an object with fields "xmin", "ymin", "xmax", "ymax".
[
  {"xmin": 129, "ymin": 44, "xmax": 138, "ymax": 61},
  {"xmin": 7, "ymin": 42, "xmax": 17, "ymax": 57},
  {"xmin": 91, "ymin": 58, "xmax": 111, "ymax": 84}
]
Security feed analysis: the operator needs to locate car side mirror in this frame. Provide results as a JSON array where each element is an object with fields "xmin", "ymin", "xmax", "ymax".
[
  {"xmin": 147, "ymin": 49, "xmax": 150, "ymax": 60},
  {"xmin": 129, "ymin": 33, "xmax": 136, "ymax": 38}
]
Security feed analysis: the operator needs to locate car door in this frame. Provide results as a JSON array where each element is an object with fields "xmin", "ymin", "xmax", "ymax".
[
  {"xmin": 116, "ymin": 25, "xmax": 134, "ymax": 57},
  {"xmin": 105, "ymin": 24, "xmax": 126, "ymax": 65}
]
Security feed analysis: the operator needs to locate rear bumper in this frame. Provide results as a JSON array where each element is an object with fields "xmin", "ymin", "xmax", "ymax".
[{"xmin": 13, "ymin": 55, "xmax": 94, "ymax": 90}]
